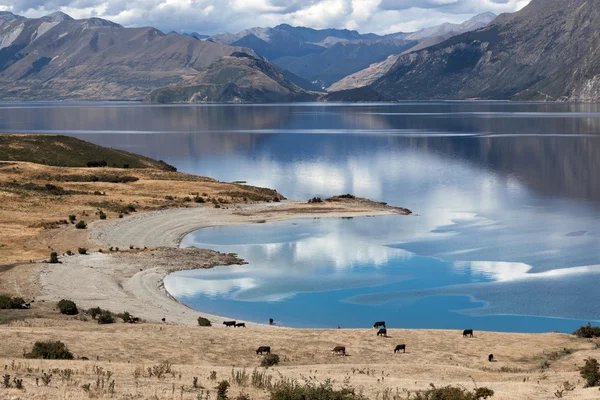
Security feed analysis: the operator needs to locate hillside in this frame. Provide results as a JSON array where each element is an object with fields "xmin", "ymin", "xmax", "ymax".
[
  {"xmin": 0, "ymin": 13, "xmax": 253, "ymax": 100},
  {"xmin": 328, "ymin": 13, "xmax": 497, "ymax": 92},
  {"xmin": 145, "ymin": 53, "xmax": 317, "ymax": 103},
  {"xmin": 0, "ymin": 134, "xmax": 176, "ymax": 170},
  {"xmin": 328, "ymin": 0, "xmax": 600, "ymax": 102}
]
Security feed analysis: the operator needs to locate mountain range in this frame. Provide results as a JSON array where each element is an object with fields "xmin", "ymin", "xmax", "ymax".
[{"xmin": 328, "ymin": 0, "xmax": 600, "ymax": 102}]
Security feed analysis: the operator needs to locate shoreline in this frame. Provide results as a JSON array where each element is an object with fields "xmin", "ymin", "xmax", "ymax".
[{"xmin": 38, "ymin": 199, "xmax": 410, "ymax": 326}]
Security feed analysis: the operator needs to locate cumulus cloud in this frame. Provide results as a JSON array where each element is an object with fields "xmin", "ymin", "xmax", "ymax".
[{"xmin": 3, "ymin": 0, "xmax": 530, "ymax": 35}]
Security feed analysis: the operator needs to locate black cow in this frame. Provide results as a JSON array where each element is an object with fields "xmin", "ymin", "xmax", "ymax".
[
  {"xmin": 377, "ymin": 328, "xmax": 387, "ymax": 337},
  {"xmin": 223, "ymin": 320, "xmax": 236, "ymax": 327},
  {"xmin": 488, "ymin": 354, "xmax": 494, "ymax": 362},
  {"xmin": 394, "ymin": 344, "xmax": 406, "ymax": 353},
  {"xmin": 462, "ymin": 329, "xmax": 474, "ymax": 337},
  {"xmin": 332, "ymin": 346, "xmax": 346, "ymax": 356},
  {"xmin": 373, "ymin": 321, "xmax": 386, "ymax": 329},
  {"xmin": 256, "ymin": 346, "xmax": 271, "ymax": 355},
  {"xmin": 235, "ymin": 323, "xmax": 246, "ymax": 328},
  {"xmin": 161, "ymin": 318, "xmax": 166, "ymax": 322}
]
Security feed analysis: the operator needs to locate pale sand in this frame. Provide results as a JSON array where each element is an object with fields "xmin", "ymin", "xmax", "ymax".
[{"xmin": 38, "ymin": 200, "xmax": 409, "ymax": 326}]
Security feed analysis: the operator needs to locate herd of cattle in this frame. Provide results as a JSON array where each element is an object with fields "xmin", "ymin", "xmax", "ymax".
[{"xmin": 239, "ymin": 320, "xmax": 492, "ymax": 361}]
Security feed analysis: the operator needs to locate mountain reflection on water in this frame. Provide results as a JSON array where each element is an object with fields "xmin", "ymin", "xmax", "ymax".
[{"xmin": 2, "ymin": 102, "xmax": 600, "ymax": 330}]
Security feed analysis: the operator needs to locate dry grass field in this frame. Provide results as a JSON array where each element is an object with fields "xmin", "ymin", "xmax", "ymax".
[{"xmin": 0, "ymin": 317, "xmax": 599, "ymax": 399}]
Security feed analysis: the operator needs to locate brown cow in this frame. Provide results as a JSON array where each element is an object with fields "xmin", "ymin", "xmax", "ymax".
[{"xmin": 332, "ymin": 346, "xmax": 346, "ymax": 356}]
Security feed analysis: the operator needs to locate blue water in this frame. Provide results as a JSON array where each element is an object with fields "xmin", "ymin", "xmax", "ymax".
[{"xmin": 2, "ymin": 101, "xmax": 600, "ymax": 332}]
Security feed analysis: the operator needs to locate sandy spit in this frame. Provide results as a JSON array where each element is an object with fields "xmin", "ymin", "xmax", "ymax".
[{"xmin": 39, "ymin": 200, "xmax": 409, "ymax": 326}]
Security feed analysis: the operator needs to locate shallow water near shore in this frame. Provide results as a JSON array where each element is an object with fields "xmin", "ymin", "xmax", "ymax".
[{"xmin": 2, "ymin": 101, "xmax": 600, "ymax": 331}]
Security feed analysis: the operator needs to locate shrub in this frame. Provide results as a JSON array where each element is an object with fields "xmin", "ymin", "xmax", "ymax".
[
  {"xmin": 273, "ymin": 197, "xmax": 280, "ymax": 202},
  {"xmin": 217, "ymin": 380, "xmax": 230, "ymax": 400},
  {"xmin": 24, "ymin": 340, "xmax": 74, "ymax": 360},
  {"xmin": 338, "ymin": 194, "xmax": 356, "ymax": 199},
  {"xmin": 573, "ymin": 323, "xmax": 600, "ymax": 338},
  {"xmin": 308, "ymin": 197, "xmax": 323, "ymax": 204},
  {"xmin": 88, "ymin": 307, "xmax": 102, "ymax": 319},
  {"xmin": 195, "ymin": 195, "xmax": 205, "ymax": 203},
  {"xmin": 0, "ymin": 295, "xmax": 25, "ymax": 309},
  {"xmin": 49, "ymin": 251, "xmax": 60, "ymax": 263},
  {"xmin": 57, "ymin": 299, "xmax": 78, "ymax": 315},
  {"xmin": 183, "ymin": 196, "xmax": 192, "ymax": 202},
  {"xmin": 124, "ymin": 204, "xmax": 136, "ymax": 213},
  {"xmin": 86, "ymin": 160, "xmax": 107, "ymax": 168},
  {"xmin": 68, "ymin": 215, "xmax": 76, "ymax": 223},
  {"xmin": 270, "ymin": 379, "xmax": 359, "ymax": 400},
  {"xmin": 165, "ymin": 195, "xmax": 175, "ymax": 201},
  {"xmin": 98, "ymin": 210, "xmax": 107, "ymax": 220},
  {"xmin": 409, "ymin": 384, "xmax": 494, "ymax": 400},
  {"xmin": 78, "ymin": 247, "xmax": 87, "ymax": 255},
  {"xmin": 117, "ymin": 311, "xmax": 132, "ymax": 322},
  {"xmin": 260, "ymin": 354, "xmax": 280, "ymax": 368},
  {"xmin": 75, "ymin": 220, "xmax": 87, "ymax": 229},
  {"xmin": 197, "ymin": 316, "xmax": 212, "ymax": 326},
  {"xmin": 580, "ymin": 358, "xmax": 600, "ymax": 387},
  {"xmin": 97, "ymin": 311, "xmax": 115, "ymax": 324},
  {"xmin": 66, "ymin": 250, "xmax": 73, "ymax": 256}
]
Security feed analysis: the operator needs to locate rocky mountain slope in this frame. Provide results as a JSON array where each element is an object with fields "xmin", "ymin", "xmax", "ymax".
[
  {"xmin": 329, "ymin": 0, "xmax": 600, "ymax": 102},
  {"xmin": 145, "ymin": 52, "xmax": 317, "ymax": 103},
  {"xmin": 328, "ymin": 13, "xmax": 497, "ymax": 92},
  {"xmin": 0, "ymin": 13, "xmax": 254, "ymax": 100}
]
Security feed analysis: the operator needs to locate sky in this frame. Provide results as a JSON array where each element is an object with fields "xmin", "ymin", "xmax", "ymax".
[{"xmin": 1, "ymin": 0, "xmax": 531, "ymax": 35}]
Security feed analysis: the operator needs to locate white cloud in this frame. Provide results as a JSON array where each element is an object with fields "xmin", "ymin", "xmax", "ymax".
[{"xmin": 3, "ymin": 0, "xmax": 531, "ymax": 35}]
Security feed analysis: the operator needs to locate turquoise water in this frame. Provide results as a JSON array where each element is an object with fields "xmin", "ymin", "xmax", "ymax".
[{"xmin": 2, "ymin": 101, "xmax": 600, "ymax": 331}]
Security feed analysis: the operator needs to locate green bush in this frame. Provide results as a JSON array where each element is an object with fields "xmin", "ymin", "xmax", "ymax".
[
  {"xmin": 66, "ymin": 250, "xmax": 73, "ymax": 256},
  {"xmin": 88, "ymin": 307, "xmax": 102, "ymax": 319},
  {"xmin": 308, "ymin": 197, "xmax": 323, "ymax": 204},
  {"xmin": 117, "ymin": 311, "xmax": 132, "ymax": 323},
  {"xmin": 197, "ymin": 316, "xmax": 212, "ymax": 326},
  {"xmin": 580, "ymin": 358, "xmax": 600, "ymax": 387},
  {"xmin": 409, "ymin": 384, "xmax": 494, "ymax": 400},
  {"xmin": 98, "ymin": 210, "xmax": 107, "ymax": 220},
  {"xmin": 49, "ymin": 251, "xmax": 59, "ymax": 263},
  {"xmin": 97, "ymin": 311, "xmax": 115, "ymax": 324},
  {"xmin": 217, "ymin": 380, "xmax": 230, "ymax": 400},
  {"xmin": 573, "ymin": 323, "xmax": 600, "ymax": 338},
  {"xmin": 261, "ymin": 354, "xmax": 280, "ymax": 368},
  {"xmin": 68, "ymin": 215, "xmax": 76, "ymax": 223},
  {"xmin": 194, "ymin": 195, "xmax": 205, "ymax": 203},
  {"xmin": 270, "ymin": 379, "xmax": 360, "ymax": 400},
  {"xmin": 57, "ymin": 299, "xmax": 78, "ymax": 315},
  {"xmin": 75, "ymin": 220, "xmax": 87, "ymax": 229},
  {"xmin": 24, "ymin": 340, "xmax": 74, "ymax": 360},
  {"xmin": 78, "ymin": 247, "xmax": 87, "ymax": 255},
  {"xmin": 0, "ymin": 295, "xmax": 25, "ymax": 309}
]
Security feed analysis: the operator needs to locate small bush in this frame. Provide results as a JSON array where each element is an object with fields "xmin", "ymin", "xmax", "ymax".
[
  {"xmin": 183, "ymin": 196, "xmax": 192, "ymax": 202},
  {"xmin": 217, "ymin": 380, "xmax": 230, "ymax": 400},
  {"xmin": 165, "ymin": 195, "xmax": 175, "ymax": 201},
  {"xmin": 573, "ymin": 323, "xmax": 600, "ymax": 338},
  {"xmin": 75, "ymin": 220, "xmax": 87, "ymax": 229},
  {"xmin": 197, "ymin": 316, "xmax": 212, "ymax": 326},
  {"xmin": 24, "ymin": 340, "xmax": 74, "ymax": 360},
  {"xmin": 117, "ymin": 311, "xmax": 132, "ymax": 322},
  {"xmin": 68, "ymin": 215, "xmax": 76, "ymax": 223},
  {"xmin": 261, "ymin": 354, "xmax": 280, "ymax": 368},
  {"xmin": 409, "ymin": 384, "xmax": 494, "ymax": 400},
  {"xmin": 66, "ymin": 249, "xmax": 73, "ymax": 256},
  {"xmin": 78, "ymin": 247, "xmax": 87, "ymax": 255},
  {"xmin": 98, "ymin": 210, "xmax": 107, "ymax": 220},
  {"xmin": 308, "ymin": 197, "xmax": 323, "ymax": 204},
  {"xmin": 0, "ymin": 295, "xmax": 25, "ymax": 309},
  {"xmin": 338, "ymin": 194, "xmax": 356, "ymax": 199},
  {"xmin": 49, "ymin": 251, "xmax": 60, "ymax": 263},
  {"xmin": 57, "ymin": 299, "xmax": 78, "ymax": 315},
  {"xmin": 97, "ymin": 311, "xmax": 115, "ymax": 324},
  {"xmin": 195, "ymin": 195, "xmax": 205, "ymax": 203},
  {"xmin": 88, "ymin": 307, "xmax": 102, "ymax": 319},
  {"xmin": 270, "ymin": 379, "xmax": 359, "ymax": 400},
  {"xmin": 87, "ymin": 160, "xmax": 107, "ymax": 168},
  {"xmin": 580, "ymin": 358, "xmax": 600, "ymax": 387},
  {"xmin": 273, "ymin": 197, "xmax": 280, "ymax": 202}
]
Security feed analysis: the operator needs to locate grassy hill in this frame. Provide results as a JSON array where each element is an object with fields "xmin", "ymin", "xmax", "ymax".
[{"xmin": 0, "ymin": 134, "xmax": 176, "ymax": 170}]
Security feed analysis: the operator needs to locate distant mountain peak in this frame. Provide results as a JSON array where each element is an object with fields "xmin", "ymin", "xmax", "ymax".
[{"xmin": 42, "ymin": 11, "xmax": 74, "ymax": 22}]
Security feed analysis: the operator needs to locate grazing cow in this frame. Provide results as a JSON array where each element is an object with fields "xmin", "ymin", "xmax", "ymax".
[
  {"xmin": 377, "ymin": 328, "xmax": 387, "ymax": 337},
  {"xmin": 235, "ymin": 322, "xmax": 246, "ymax": 328},
  {"xmin": 394, "ymin": 344, "xmax": 406, "ymax": 353},
  {"xmin": 223, "ymin": 320, "xmax": 236, "ymax": 327},
  {"xmin": 332, "ymin": 346, "xmax": 346, "ymax": 356},
  {"xmin": 462, "ymin": 329, "xmax": 474, "ymax": 337},
  {"xmin": 256, "ymin": 346, "xmax": 271, "ymax": 355},
  {"xmin": 488, "ymin": 354, "xmax": 494, "ymax": 362},
  {"xmin": 373, "ymin": 321, "xmax": 386, "ymax": 329}
]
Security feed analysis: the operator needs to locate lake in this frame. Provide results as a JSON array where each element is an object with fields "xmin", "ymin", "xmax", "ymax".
[{"xmin": 2, "ymin": 101, "xmax": 600, "ymax": 331}]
